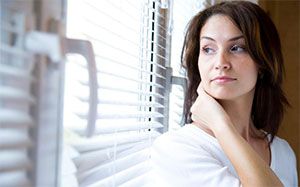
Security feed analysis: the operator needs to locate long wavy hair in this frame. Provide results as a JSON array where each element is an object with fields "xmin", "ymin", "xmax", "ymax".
[{"xmin": 181, "ymin": 1, "xmax": 289, "ymax": 142}]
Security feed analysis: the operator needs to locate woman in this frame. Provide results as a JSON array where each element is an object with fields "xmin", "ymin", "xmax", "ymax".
[{"xmin": 149, "ymin": 1, "xmax": 298, "ymax": 187}]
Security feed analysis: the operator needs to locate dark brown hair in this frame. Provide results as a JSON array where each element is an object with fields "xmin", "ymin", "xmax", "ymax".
[{"xmin": 181, "ymin": 1, "xmax": 289, "ymax": 142}]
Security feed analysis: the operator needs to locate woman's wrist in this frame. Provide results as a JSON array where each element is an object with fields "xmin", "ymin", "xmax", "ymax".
[{"xmin": 212, "ymin": 116, "xmax": 235, "ymax": 136}]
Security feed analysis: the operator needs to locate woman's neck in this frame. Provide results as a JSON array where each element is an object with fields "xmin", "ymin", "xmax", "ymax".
[
  {"xmin": 219, "ymin": 98, "xmax": 253, "ymax": 141},
  {"xmin": 218, "ymin": 89, "xmax": 264, "ymax": 141},
  {"xmin": 192, "ymin": 89, "xmax": 264, "ymax": 141}
]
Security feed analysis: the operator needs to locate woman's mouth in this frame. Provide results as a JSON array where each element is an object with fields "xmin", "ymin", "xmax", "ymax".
[{"xmin": 212, "ymin": 76, "xmax": 237, "ymax": 83}]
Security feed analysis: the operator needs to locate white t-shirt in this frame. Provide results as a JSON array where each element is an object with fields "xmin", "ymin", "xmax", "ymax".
[{"xmin": 149, "ymin": 124, "xmax": 298, "ymax": 187}]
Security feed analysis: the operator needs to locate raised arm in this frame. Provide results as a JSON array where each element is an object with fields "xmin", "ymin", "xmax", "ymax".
[
  {"xmin": 191, "ymin": 84, "xmax": 283, "ymax": 187},
  {"xmin": 213, "ymin": 118, "xmax": 283, "ymax": 187}
]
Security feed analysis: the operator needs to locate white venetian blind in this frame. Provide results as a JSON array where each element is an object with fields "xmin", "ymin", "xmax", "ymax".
[
  {"xmin": 0, "ymin": 1, "xmax": 35, "ymax": 187},
  {"xmin": 168, "ymin": 0, "xmax": 205, "ymax": 131},
  {"xmin": 62, "ymin": 0, "xmax": 169, "ymax": 186}
]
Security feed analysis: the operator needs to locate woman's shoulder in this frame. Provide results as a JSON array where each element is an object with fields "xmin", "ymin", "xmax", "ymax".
[
  {"xmin": 271, "ymin": 135, "xmax": 296, "ymax": 158},
  {"xmin": 150, "ymin": 124, "xmax": 223, "ymax": 162},
  {"xmin": 152, "ymin": 125, "xmax": 197, "ymax": 151},
  {"xmin": 152, "ymin": 124, "xmax": 217, "ymax": 150},
  {"xmin": 271, "ymin": 135, "xmax": 297, "ymax": 166},
  {"xmin": 271, "ymin": 135, "xmax": 298, "ymax": 186},
  {"xmin": 149, "ymin": 125, "xmax": 241, "ymax": 187}
]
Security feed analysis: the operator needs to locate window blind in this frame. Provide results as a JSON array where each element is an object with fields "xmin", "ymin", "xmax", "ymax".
[
  {"xmin": 168, "ymin": 0, "xmax": 206, "ymax": 131},
  {"xmin": 63, "ymin": 0, "xmax": 169, "ymax": 186},
  {"xmin": 0, "ymin": 2, "xmax": 34, "ymax": 187}
]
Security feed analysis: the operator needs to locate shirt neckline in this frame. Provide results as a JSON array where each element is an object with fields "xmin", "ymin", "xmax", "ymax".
[{"xmin": 186, "ymin": 123, "xmax": 274, "ymax": 168}]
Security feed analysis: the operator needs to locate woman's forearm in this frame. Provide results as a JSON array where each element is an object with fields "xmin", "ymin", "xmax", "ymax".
[{"xmin": 213, "ymin": 120, "xmax": 283, "ymax": 187}]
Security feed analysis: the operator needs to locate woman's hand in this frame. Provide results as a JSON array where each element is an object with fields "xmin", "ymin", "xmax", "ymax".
[
  {"xmin": 191, "ymin": 84, "xmax": 283, "ymax": 187},
  {"xmin": 190, "ymin": 82, "xmax": 231, "ymax": 133}
]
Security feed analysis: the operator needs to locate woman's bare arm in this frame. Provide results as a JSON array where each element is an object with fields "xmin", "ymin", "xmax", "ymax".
[
  {"xmin": 191, "ymin": 83, "xmax": 283, "ymax": 187},
  {"xmin": 213, "ymin": 119, "xmax": 283, "ymax": 187}
]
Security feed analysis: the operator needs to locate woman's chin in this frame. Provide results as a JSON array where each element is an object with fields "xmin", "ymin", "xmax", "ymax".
[
  {"xmin": 204, "ymin": 87, "xmax": 232, "ymax": 99},
  {"xmin": 209, "ymin": 93, "xmax": 236, "ymax": 100}
]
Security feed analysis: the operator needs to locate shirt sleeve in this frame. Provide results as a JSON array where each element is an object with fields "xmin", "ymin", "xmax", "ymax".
[
  {"xmin": 275, "ymin": 138, "xmax": 298, "ymax": 187},
  {"xmin": 148, "ymin": 134, "xmax": 241, "ymax": 187},
  {"xmin": 291, "ymin": 148, "xmax": 298, "ymax": 187}
]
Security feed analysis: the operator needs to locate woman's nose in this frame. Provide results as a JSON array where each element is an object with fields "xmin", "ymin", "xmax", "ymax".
[{"xmin": 214, "ymin": 52, "xmax": 231, "ymax": 70}]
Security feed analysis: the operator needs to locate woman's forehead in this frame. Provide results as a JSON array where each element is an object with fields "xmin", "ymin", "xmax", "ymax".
[{"xmin": 200, "ymin": 15, "xmax": 243, "ymax": 42}]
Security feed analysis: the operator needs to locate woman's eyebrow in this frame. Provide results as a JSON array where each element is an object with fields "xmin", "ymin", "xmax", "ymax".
[
  {"xmin": 228, "ymin": 35, "xmax": 244, "ymax": 41},
  {"xmin": 200, "ymin": 35, "xmax": 244, "ymax": 42}
]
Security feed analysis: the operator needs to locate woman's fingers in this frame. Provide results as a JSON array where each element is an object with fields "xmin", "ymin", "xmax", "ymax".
[
  {"xmin": 191, "ymin": 81, "xmax": 230, "ymax": 131},
  {"xmin": 197, "ymin": 82, "xmax": 213, "ymax": 99}
]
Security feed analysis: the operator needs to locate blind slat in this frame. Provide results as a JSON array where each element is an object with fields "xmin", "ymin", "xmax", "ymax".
[
  {"xmin": 0, "ymin": 109, "xmax": 34, "ymax": 127},
  {"xmin": 74, "ymin": 141, "xmax": 149, "ymax": 173},
  {"xmin": 0, "ymin": 43, "xmax": 32, "ymax": 59},
  {"xmin": 0, "ymin": 150, "xmax": 31, "ymax": 171},
  {"xmin": 93, "ymin": 121, "xmax": 163, "ymax": 134},
  {"xmin": 76, "ymin": 111, "xmax": 164, "ymax": 120},
  {"xmin": 71, "ymin": 121, "xmax": 162, "ymax": 137},
  {"xmin": 83, "ymin": 0, "xmax": 141, "ymax": 33},
  {"xmin": 98, "ymin": 85, "xmax": 165, "ymax": 99},
  {"xmin": 88, "ymin": 161, "xmax": 150, "ymax": 187},
  {"xmin": 103, "ymin": 1, "xmax": 141, "ymax": 22},
  {"xmin": 68, "ymin": 85, "xmax": 165, "ymax": 100},
  {"xmin": 0, "ymin": 171, "xmax": 31, "ymax": 187},
  {"xmin": 76, "ymin": 55, "xmax": 166, "ymax": 79},
  {"xmin": 0, "ymin": 130, "xmax": 32, "ymax": 149},
  {"xmin": 71, "ymin": 131, "xmax": 160, "ymax": 153},
  {"xmin": 80, "ymin": 77, "xmax": 165, "ymax": 89},
  {"xmin": 98, "ymin": 55, "xmax": 167, "ymax": 71},
  {"xmin": 0, "ymin": 86, "xmax": 35, "ymax": 103},
  {"xmin": 73, "ymin": 143, "xmax": 136, "ymax": 172},
  {"xmin": 77, "ymin": 97, "xmax": 164, "ymax": 108},
  {"xmin": 78, "ymin": 147, "xmax": 150, "ymax": 185},
  {"xmin": 85, "ymin": 34, "xmax": 140, "ymax": 59},
  {"xmin": 84, "ymin": 18, "xmax": 140, "ymax": 47},
  {"xmin": 0, "ymin": 64, "xmax": 33, "ymax": 79},
  {"xmin": 95, "ymin": 70, "xmax": 166, "ymax": 86},
  {"xmin": 94, "ymin": 54, "xmax": 165, "ymax": 79}
]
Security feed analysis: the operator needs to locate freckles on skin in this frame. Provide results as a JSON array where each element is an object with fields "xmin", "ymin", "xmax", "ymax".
[
  {"xmin": 197, "ymin": 15, "xmax": 258, "ymax": 100},
  {"xmin": 199, "ymin": 69, "xmax": 210, "ymax": 91}
]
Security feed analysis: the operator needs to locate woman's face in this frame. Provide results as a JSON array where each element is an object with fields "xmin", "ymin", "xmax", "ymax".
[{"xmin": 198, "ymin": 15, "xmax": 258, "ymax": 101}]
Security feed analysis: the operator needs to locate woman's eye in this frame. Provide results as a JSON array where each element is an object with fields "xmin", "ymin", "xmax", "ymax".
[
  {"xmin": 230, "ymin": 45, "xmax": 246, "ymax": 52},
  {"xmin": 202, "ymin": 47, "xmax": 215, "ymax": 54}
]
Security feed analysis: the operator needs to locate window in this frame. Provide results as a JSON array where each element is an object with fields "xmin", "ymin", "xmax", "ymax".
[
  {"xmin": 0, "ymin": 1, "xmax": 35, "ymax": 186},
  {"xmin": 62, "ymin": 0, "xmax": 169, "ymax": 186},
  {"xmin": 0, "ymin": 1, "xmax": 65, "ymax": 186},
  {"xmin": 0, "ymin": 0, "xmax": 209, "ymax": 186},
  {"xmin": 168, "ymin": 0, "xmax": 205, "ymax": 131}
]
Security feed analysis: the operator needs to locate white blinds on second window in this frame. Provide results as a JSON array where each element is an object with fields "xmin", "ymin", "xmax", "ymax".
[
  {"xmin": 63, "ymin": 0, "xmax": 168, "ymax": 186},
  {"xmin": 168, "ymin": 0, "xmax": 203, "ymax": 131},
  {"xmin": 0, "ymin": 2, "xmax": 34, "ymax": 187}
]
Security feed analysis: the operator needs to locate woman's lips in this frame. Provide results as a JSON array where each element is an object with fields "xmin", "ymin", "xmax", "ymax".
[{"xmin": 212, "ymin": 76, "xmax": 237, "ymax": 83}]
